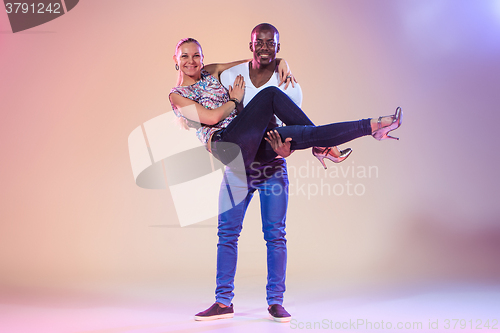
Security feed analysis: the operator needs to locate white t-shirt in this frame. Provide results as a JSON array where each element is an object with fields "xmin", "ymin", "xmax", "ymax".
[{"xmin": 220, "ymin": 62, "xmax": 302, "ymax": 108}]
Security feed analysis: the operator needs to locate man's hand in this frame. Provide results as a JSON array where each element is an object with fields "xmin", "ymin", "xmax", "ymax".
[
  {"xmin": 265, "ymin": 130, "xmax": 293, "ymax": 158},
  {"xmin": 276, "ymin": 59, "xmax": 297, "ymax": 89},
  {"xmin": 279, "ymin": 73, "xmax": 297, "ymax": 90}
]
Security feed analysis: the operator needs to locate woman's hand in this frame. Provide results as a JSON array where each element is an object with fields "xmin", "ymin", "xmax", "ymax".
[
  {"xmin": 265, "ymin": 130, "xmax": 293, "ymax": 158},
  {"xmin": 277, "ymin": 59, "xmax": 298, "ymax": 89},
  {"xmin": 228, "ymin": 74, "xmax": 245, "ymax": 102}
]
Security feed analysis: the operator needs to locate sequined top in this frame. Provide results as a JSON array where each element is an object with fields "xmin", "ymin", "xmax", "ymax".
[{"xmin": 169, "ymin": 69, "xmax": 238, "ymax": 144}]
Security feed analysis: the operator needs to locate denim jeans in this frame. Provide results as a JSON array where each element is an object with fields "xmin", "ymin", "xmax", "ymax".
[
  {"xmin": 212, "ymin": 86, "xmax": 372, "ymax": 307},
  {"xmin": 216, "ymin": 158, "xmax": 288, "ymax": 306},
  {"xmin": 211, "ymin": 86, "xmax": 372, "ymax": 169}
]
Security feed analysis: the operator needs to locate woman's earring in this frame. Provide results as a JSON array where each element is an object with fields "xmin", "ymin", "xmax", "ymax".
[
  {"xmin": 201, "ymin": 62, "xmax": 204, "ymax": 68},
  {"xmin": 175, "ymin": 64, "xmax": 179, "ymax": 71}
]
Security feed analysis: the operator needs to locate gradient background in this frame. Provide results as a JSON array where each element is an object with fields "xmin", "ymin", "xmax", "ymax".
[{"xmin": 1, "ymin": 0, "xmax": 500, "ymax": 331}]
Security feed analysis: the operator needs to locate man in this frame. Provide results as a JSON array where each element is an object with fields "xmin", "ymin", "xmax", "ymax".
[{"xmin": 194, "ymin": 23, "xmax": 299, "ymax": 323}]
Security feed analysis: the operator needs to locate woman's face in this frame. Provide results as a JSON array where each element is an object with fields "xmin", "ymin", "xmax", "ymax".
[{"xmin": 174, "ymin": 42, "xmax": 203, "ymax": 77}]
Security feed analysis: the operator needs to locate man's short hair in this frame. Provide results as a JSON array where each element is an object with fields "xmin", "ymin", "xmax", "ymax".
[{"xmin": 251, "ymin": 23, "xmax": 280, "ymax": 42}]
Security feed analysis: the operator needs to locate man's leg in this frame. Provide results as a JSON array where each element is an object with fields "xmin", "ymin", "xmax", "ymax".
[
  {"xmin": 254, "ymin": 160, "xmax": 289, "ymax": 306},
  {"xmin": 215, "ymin": 167, "xmax": 254, "ymax": 306}
]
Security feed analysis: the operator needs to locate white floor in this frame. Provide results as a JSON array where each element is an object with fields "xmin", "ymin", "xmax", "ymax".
[{"xmin": 1, "ymin": 283, "xmax": 499, "ymax": 333}]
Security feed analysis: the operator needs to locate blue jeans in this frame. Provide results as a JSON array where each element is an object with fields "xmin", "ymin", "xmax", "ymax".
[
  {"xmin": 211, "ymin": 86, "xmax": 372, "ymax": 169},
  {"xmin": 216, "ymin": 158, "xmax": 288, "ymax": 306},
  {"xmin": 212, "ymin": 87, "xmax": 372, "ymax": 306}
]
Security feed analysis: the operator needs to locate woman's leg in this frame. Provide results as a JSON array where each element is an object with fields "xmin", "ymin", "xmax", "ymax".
[
  {"xmin": 214, "ymin": 87, "xmax": 317, "ymax": 167},
  {"xmin": 254, "ymin": 120, "xmax": 371, "ymax": 164},
  {"xmin": 214, "ymin": 86, "xmax": 374, "ymax": 168},
  {"xmin": 274, "ymin": 120, "xmax": 372, "ymax": 150}
]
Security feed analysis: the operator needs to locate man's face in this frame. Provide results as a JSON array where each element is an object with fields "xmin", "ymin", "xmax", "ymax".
[{"xmin": 249, "ymin": 29, "xmax": 280, "ymax": 66}]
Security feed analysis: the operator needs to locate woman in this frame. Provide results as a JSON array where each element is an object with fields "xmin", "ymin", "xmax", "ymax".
[{"xmin": 169, "ymin": 38, "xmax": 402, "ymax": 170}]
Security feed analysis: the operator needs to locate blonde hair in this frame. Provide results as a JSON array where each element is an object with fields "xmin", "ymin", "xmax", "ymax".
[{"xmin": 174, "ymin": 37, "xmax": 203, "ymax": 57}]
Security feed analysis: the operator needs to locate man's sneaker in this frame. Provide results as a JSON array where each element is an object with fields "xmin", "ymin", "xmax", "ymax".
[
  {"xmin": 194, "ymin": 303, "xmax": 234, "ymax": 321},
  {"xmin": 268, "ymin": 304, "xmax": 291, "ymax": 322}
]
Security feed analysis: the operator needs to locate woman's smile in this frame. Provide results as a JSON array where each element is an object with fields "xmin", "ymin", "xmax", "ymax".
[{"xmin": 175, "ymin": 42, "xmax": 204, "ymax": 78}]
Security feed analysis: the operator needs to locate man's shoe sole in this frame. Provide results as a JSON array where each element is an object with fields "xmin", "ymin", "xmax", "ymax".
[
  {"xmin": 269, "ymin": 314, "xmax": 292, "ymax": 323},
  {"xmin": 194, "ymin": 313, "xmax": 234, "ymax": 321}
]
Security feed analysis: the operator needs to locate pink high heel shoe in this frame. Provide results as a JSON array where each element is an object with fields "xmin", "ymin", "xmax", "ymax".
[
  {"xmin": 312, "ymin": 147, "xmax": 352, "ymax": 169},
  {"xmin": 372, "ymin": 107, "xmax": 403, "ymax": 140}
]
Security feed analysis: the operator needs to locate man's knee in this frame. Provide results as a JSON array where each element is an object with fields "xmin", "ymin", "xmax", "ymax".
[
  {"xmin": 218, "ymin": 223, "xmax": 242, "ymax": 235},
  {"xmin": 263, "ymin": 226, "xmax": 286, "ymax": 242}
]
